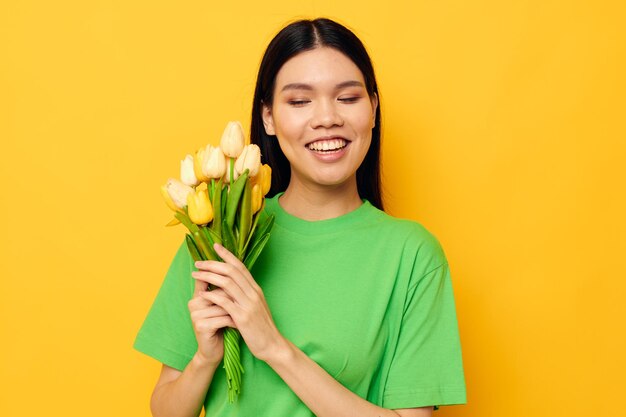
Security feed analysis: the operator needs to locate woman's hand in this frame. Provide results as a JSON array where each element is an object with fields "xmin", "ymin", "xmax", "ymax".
[
  {"xmin": 188, "ymin": 264, "xmax": 235, "ymax": 367},
  {"xmin": 191, "ymin": 243, "xmax": 286, "ymax": 362}
]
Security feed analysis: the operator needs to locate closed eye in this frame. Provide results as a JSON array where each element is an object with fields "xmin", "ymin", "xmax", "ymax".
[
  {"xmin": 288, "ymin": 100, "xmax": 310, "ymax": 106},
  {"xmin": 338, "ymin": 97, "xmax": 361, "ymax": 103}
]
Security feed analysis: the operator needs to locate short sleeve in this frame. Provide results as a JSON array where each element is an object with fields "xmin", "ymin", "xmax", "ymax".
[
  {"xmin": 133, "ymin": 239, "xmax": 198, "ymax": 371},
  {"xmin": 383, "ymin": 261, "xmax": 467, "ymax": 409}
]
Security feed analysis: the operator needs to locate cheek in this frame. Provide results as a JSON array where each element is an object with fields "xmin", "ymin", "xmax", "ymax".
[
  {"xmin": 274, "ymin": 108, "xmax": 306, "ymax": 137},
  {"xmin": 358, "ymin": 115, "xmax": 374, "ymax": 131},
  {"xmin": 358, "ymin": 137, "xmax": 373, "ymax": 160},
  {"xmin": 347, "ymin": 104, "xmax": 375, "ymax": 131}
]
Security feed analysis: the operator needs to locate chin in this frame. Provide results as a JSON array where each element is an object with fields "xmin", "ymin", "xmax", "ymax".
[{"xmin": 309, "ymin": 173, "xmax": 356, "ymax": 189}]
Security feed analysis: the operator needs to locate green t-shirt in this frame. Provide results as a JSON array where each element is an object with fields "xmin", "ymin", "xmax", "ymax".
[{"xmin": 133, "ymin": 194, "xmax": 466, "ymax": 414}]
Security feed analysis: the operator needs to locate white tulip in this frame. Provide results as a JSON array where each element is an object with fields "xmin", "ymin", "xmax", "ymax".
[
  {"xmin": 223, "ymin": 162, "xmax": 239, "ymax": 184},
  {"xmin": 235, "ymin": 144, "xmax": 261, "ymax": 177},
  {"xmin": 220, "ymin": 121, "xmax": 246, "ymax": 158},
  {"xmin": 180, "ymin": 154, "xmax": 199, "ymax": 186},
  {"xmin": 164, "ymin": 178, "xmax": 194, "ymax": 209},
  {"xmin": 202, "ymin": 146, "xmax": 227, "ymax": 179}
]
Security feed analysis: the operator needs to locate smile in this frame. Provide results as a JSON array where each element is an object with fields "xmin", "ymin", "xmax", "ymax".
[{"xmin": 305, "ymin": 138, "xmax": 350, "ymax": 153}]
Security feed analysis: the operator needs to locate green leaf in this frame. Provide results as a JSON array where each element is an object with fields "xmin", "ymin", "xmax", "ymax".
[
  {"xmin": 242, "ymin": 210, "xmax": 262, "ymax": 256},
  {"xmin": 237, "ymin": 180, "xmax": 253, "ymax": 255},
  {"xmin": 175, "ymin": 211, "xmax": 199, "ymax": 233},
  {"xmin": 221, "ymin": 185, "xmax": 228, "ymax": 220},
  {"xmin": 208, "ymin": 178, "xmax": 214, "ymax": 202},
  {"xmin": 200, "ymin": 227, "xmax": 220, "ymax": 261},
  {"xmin": 243, "ymin": 213, "xmax": 274, "ymax": 260},
  {"xmin": 211, "ymin": 177, "xmax": 223, "ymax": 237},
  {"xmin": 243, "ymin": 232, "xmax": 270, "ymax": 270},
  {"xmin": 185, "ymin": 234, "xmax": 204, "ymax": 262},
  {"xmin": 255, "ymin": 213, "xmax": 275, "ymax": 241},
  {"xmin": 221, "ymin": 218, "xmax": 237, "ymax": 255},
  {"xmin": 207, "ymin": 226, "xmax": 222, "ymax": 246},
  {"xmin": 225, "ymin": 169, "xmax": 249, "ymax": 228},
  {"xmin": 193, "ymin": 229, "xmax": 216, "ymax": 261}
]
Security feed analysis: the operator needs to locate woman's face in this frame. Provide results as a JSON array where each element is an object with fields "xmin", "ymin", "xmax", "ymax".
[{"xmin": 262, "ymin": 46, "xmax": 378, "ymax": 190}]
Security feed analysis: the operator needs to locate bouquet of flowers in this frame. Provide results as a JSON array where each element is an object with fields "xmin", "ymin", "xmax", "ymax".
[{"xmin": 160, "ymin": 121, "xmax": 275, "ymax": 402}]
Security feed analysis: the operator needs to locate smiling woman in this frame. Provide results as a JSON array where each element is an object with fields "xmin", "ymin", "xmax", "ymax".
[
  {"xmin": 133, "ymin": 17, "xmax": 467, "ymax": 417},
  {"xmin": 260, "ymin": 47, "xmax": 378, "ymax": 206}
]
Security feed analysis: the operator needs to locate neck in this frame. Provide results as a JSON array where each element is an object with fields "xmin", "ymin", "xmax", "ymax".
[{"xmin": 278, "ymin": 176, "xmax": 363, "ymax": 221}]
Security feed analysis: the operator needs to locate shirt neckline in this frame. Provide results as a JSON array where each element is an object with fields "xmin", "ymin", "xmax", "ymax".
[{"xmin": 264, "ymin": 192, "xmax": 377, "ymax": 235}]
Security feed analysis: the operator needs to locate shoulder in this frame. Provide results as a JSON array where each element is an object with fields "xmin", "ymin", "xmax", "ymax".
[
  {"xmin": 373, "ymin": 208, "xmax": 448, "ymax": 272},
  {"xmin": 376, "ymin": 209, "xmax": 445, "ymax": 258},
  {"xmin": 159, "ymin": 238, "xmax": 196, "ymax": 295}
]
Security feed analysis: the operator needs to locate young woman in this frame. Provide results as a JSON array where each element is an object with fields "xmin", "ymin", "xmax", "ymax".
[{"xmin": 134, "ymin": 17, "xmax": 466, "ymax": 417}]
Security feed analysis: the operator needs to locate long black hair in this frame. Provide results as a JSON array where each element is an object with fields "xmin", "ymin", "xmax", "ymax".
[{"xmin": 250, "ymin": 17, "xmax": 384, "ymax": 211}]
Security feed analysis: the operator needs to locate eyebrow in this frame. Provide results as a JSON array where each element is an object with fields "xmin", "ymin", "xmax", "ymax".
[{"xmin": 280, "ymin": 80, "xmax": 365, "ymax": 92}]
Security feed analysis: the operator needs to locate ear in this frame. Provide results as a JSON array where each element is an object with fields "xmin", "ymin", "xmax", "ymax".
[
  {"xmin": 261, "ymin": 102, "xmax": 276, "ymax": 136},
  {"xmin": 370, "ymin": 93, "xmax": 379, "ymax": 128}
]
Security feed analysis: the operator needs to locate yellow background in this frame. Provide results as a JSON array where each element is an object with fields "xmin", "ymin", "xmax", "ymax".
[{"xmin": 1, "ymin": 1, "xmax": 624, "ymax": 416}]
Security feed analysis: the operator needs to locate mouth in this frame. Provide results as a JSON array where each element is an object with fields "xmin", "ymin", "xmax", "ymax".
[{"xmin": 305, "ymin": 137, "xmax": 351, "ymax": 154}]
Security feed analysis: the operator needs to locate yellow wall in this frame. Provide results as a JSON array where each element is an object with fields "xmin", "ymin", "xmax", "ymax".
[{"xmin": 1, "ymin": 1, "xmax": 624, "ymax": 416}]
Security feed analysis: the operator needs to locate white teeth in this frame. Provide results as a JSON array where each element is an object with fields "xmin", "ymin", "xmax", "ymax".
[{"xmin": 307, "ymin": 139, "xmax": 347, "ymax": 151}]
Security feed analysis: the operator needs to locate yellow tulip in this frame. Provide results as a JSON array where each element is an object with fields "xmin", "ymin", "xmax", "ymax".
[
  {"xmin": 193, "ymin": 146, "xmax": 210, "ymax": 182},
  {"xmin": 165, "ymin": 218, "xmax": 181, "ymax": 227},
  {"xmin": 251, "ymin": 184, "xmax": 263, "ymax": 214},
  {"xmin": 220, "ymin": 121, "xmax": 245, "ymax": 158},
  {"xmin": 235, "ymin": 144, "xmax": 261, "ymax": 177},
  {"xmin": 161, "ymin": 178, "xmax": 194, "ymax": 211},
  {"xmin": 187, "ymin": 188, "xmax": 214, "ymax": 225},
  {"xmin": 251, "ymin": 164, "xmax": 272, "ymax": 195},
  {"xmin": 259, "ymin": 164, "xmax": 272, "ymax": 195}
]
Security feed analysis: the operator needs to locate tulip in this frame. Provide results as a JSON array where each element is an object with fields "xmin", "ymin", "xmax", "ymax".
[
  {"xmin": 193, "ymin": 146, "xmax": 210, "ymax": 182},
  {"xmin": 161, "ymin": 178, "xmax": 194, "ymax": 211},
  {"xmin": 235, "ymin": 144, "xmax": 261, "ymax": 177},
  {"xmin": 251, "ymin": 163, "xmax": 271, "ymax": 195},
  {"xmin": 223, "ymin": 162, "xmax": 238, "ymax": 184},
  {"xmin": 202, "ymin": 146, "xmax": 227, "ymax": 179},
  {"xmin": 187, "ymin": 188, "xmax": 214, "ymax": 225},
  {"xmin": 161, "ymin": 186, "xmax": 180, "ymax": 212},
  {"xmin": 180, "ymin": 154, "xmax": 199, "ymax": 186},
  {"xmin": 251, "ymin": 184, "xmax": 263, "ymax": 214},
  {"xmin": 165, "ymin": 217, "xmax": 181, "ymax": 227},
  {"xmin": 220, "ymin": 121, "xmax": 245, "ymax": 158},
  {"xmin": 259, "ymin": 164, "xmax": 272, "ymax": 195}
]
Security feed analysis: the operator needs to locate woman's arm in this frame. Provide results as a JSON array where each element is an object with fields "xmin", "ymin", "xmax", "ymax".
[
  {"xmin": 151, "ymin": 260, "xmax": 235, "ymax": 417},
  {"xmin": 194, "ymin": 244, "xmax": 434, "ymax": 417},
  {"xmin": 150, "ymin": 355, "xmax": 218, "ymax": 417},
  {"xmin": 265, "ymin": 338, "xmax": 433, "ymax": 417}
]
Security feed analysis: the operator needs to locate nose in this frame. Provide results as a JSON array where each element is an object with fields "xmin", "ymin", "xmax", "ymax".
[{"xmin": 310, "ymin": 98, "xmax": 343, "ymax": 129}]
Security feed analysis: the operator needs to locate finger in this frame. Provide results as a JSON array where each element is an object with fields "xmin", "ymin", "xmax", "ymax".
[
  {"xmin": 188, "ymin": 295, "xmax": 213, "ymax": 312},
  {"xmin": 200, "ymin": 289, "xmax": 240, "ymax": 317},
  {"xmin": 194, "ymin": 315, "xmax": 236, "ymax": 333},
  {"xmin": 192, "ymin": 270, "xmax": 249, "ymax": 304},
  {"xmin": 190, "ymin": 304, "xmax": 229, "ymax": 321},
  {"xmin": 194, "ymin": 272, "xmax": 208, "ymax": 296},
  {"xmin": 194, "ymin": 260, "xmax": 259, "ymax": 301},
  {"xmin": 213, "ymin": 244, "xmax": 261, "ymax": 291},
  {"xmin": 213, "ymin": 243, "xmax": 249, "ymax": 277}
]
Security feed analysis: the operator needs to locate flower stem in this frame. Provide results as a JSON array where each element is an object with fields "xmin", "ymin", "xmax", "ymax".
[
  {"xmin": 223, "ymin": 327, "xmax": 243, "ymax": 402},
  {"xmin": 229, "ymin": 158, "xmax": 234, "ymax": 189}
]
